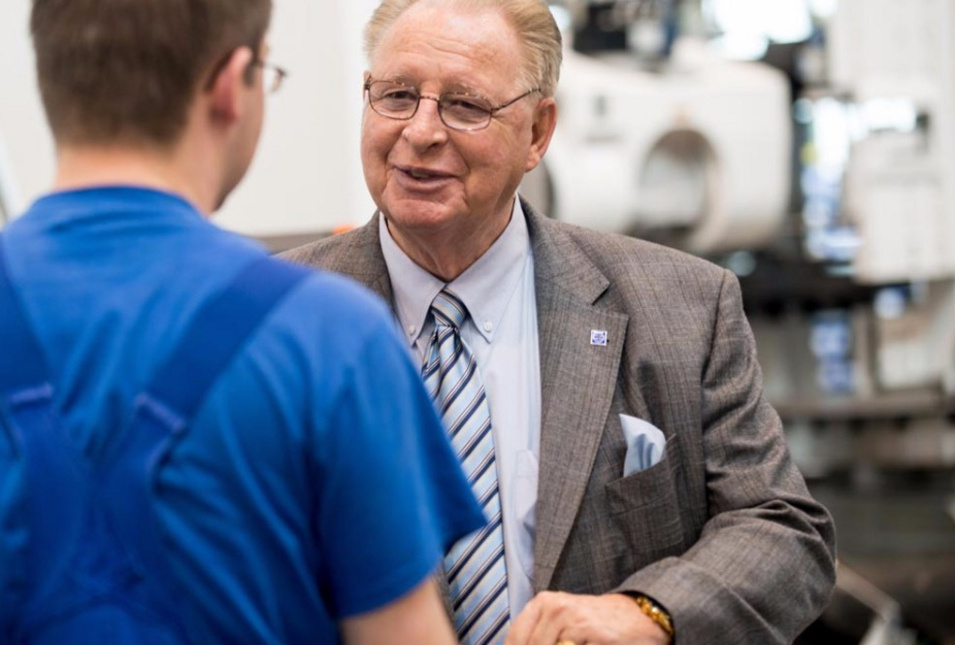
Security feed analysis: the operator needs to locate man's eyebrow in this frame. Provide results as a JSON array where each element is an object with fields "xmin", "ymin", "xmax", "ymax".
[
  {"xmin": 442, "ymin": 82, "xmax": 487, "ymax": 96},
  {"xmin": 378, "ymin": 75, "xmax": 487, "ymax": 97},
  {"xmin": 378, "ymin": 74, "xmax": 415, "ymax": 86}
]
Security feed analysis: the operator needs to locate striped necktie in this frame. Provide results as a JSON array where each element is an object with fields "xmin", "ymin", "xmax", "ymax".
[{"xmin": 422, "ymin": 289, "xmax": 510, "ymax": 645}]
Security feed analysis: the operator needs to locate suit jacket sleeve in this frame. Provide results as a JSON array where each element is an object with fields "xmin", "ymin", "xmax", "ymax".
[{"xmin": 612, "ymin": 269, "xmax": 836, "ymax": 643}]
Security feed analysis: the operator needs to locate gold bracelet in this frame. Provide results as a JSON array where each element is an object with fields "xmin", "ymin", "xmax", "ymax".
[{"xmin": 630, "ymin": 594, "xmax": 675, "ymax": 641}]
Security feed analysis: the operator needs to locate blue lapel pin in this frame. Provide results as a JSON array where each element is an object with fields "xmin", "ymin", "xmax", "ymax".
[{"xmin": 590, "ymin": 330, "xmax": 608, "ymax": 346}]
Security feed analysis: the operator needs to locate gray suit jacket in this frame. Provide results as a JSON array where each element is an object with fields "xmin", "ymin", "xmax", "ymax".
[{"xmin": 282, "ymin": 200, "xmax": 836, "ymax": 644}]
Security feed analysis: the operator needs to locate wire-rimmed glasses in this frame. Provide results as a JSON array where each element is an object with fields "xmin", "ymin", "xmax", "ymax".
[
  {"xmin": 364, "ymin": 78, "xmax": 540, "ymax": 131},
  {"xmin": 254, "ymin": 60, "xmax": 288, "ymax": 94}
]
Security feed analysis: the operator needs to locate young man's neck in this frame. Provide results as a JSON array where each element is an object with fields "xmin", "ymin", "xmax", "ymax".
[{"xmin": 54, "ymin": 142, "xmax": 217, "ymax": 216}]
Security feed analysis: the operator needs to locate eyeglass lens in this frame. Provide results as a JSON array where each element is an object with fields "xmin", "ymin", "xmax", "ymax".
[{"xmin": 366, "ymin": 81, "xmax": 499, "ymax": 131}]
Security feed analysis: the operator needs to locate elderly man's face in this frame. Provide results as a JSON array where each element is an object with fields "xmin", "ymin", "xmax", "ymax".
[{"xmin": 361, "ymin": 1, "xmax": 553, "ymax": 263}]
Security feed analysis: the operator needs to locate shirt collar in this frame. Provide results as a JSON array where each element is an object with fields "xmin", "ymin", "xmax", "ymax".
[
  {"xmin": 27, "ymin": 185, "xmax": 204, "ymax": 227},
  {"xmin": 380, "ymin": 198, "xmax": 531, "ymax": 347}
]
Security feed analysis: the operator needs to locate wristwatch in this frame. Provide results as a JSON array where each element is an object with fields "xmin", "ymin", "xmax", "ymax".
[{"xmin": 629, "ymin": 593, "xmax": 675, "ymax": 642}]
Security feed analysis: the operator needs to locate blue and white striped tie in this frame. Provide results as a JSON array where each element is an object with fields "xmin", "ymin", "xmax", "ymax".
[{"xmin": 423, "ymin": 289, "xmax": 510, "ymax": 645}]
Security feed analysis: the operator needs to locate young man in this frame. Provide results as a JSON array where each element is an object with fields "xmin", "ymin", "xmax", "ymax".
[{"xmin": 0, "ymin": 1, "xmax": 483, "ymax": 643}]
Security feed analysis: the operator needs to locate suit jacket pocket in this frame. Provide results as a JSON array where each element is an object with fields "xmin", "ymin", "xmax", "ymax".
[{"xmin": 604, "ymin": 441, "xmax": 685, "ymax": 566}]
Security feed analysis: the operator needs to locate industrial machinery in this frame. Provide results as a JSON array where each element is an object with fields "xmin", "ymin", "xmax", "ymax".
[
  {"xmin": 792, "ymin": 2, "xmax": 955, "ymax": 640},
  {"xmin": 535, "ymin": 41, "xmax": 791, "ymax": 254},
  {"xmin": 524, "ymin": 2, "xmax": 792, "ymax": 255}
]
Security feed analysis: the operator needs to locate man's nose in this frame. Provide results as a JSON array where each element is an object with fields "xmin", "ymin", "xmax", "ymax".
[{"xmin": 402, "ymin": 95, "xmax": 448, "ymax": 146}]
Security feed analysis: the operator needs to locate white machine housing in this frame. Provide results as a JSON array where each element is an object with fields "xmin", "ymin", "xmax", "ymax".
[{"xmin": 536, "ymin": 38, "xmax": 792, "ymax": 254}]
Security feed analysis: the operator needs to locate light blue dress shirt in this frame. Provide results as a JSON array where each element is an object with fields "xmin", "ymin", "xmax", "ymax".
[{"xmin": 380, "ymin": 198, "xmax": 542, "ymax": 616}]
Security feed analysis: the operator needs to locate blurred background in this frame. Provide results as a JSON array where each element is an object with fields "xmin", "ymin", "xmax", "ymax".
[{"xmin": 1, "ymin": 1, "xmax": 953, "ymax": 642}]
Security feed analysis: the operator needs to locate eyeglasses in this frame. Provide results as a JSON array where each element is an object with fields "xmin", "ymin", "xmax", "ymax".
[
  {"xmin": 203, "ymin": 51, "xmax": 289, "ymax": 94},
  {"xmin": 254, "ymin": 60, "xmax": 288, "ymax": 94},
  {"xmin": 364, "ymin": 79, "xmax": 541, "ymax": 132}
]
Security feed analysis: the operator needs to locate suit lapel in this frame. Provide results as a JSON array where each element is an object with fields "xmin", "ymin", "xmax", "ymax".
[
  {"xmin": 524, "ymin": 203, "xmax": 629, "ymax": 590},
  {"xmin": 325, "ymin": 213, "xmax": 393, "ymax": 302}
]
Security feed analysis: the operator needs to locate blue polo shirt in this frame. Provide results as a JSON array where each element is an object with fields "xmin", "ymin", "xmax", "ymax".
[{"xmin": 0, "ymin": 187, "xmax": 483, "ymax": 643}]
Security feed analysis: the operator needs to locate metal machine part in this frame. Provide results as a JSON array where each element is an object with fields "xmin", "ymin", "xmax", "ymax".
[{"xmin": 525, "ymin": 39, "xmax": 791, "ymax": 255}]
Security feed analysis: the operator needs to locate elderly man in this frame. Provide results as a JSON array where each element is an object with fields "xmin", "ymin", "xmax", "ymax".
[
  {"xmin": 285, "ymin": 1, "xmax": 836, "ymax": 644},
  {"xmin": 0, "ymin": 0, "xmax": 485, "ymax": 643}
]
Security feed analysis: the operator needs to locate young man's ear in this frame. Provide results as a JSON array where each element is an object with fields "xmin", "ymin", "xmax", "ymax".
[{"xmin": 208, "ymin": 46, "xmax": 257, "ymax": 122}]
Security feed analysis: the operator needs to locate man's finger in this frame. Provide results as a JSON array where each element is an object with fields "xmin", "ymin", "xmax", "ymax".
[
  {"xmin": 504, "ymin": 593, "xmax": 542, "ymax": 645},
  {"xmin": 520, "ymin": 592, "xmax": 576, "ymax": 645}
]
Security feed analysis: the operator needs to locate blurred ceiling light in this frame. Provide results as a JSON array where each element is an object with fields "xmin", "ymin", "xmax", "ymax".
[
  {"xmin": 710, "ymin": 33, "xmax": 769, "ymax": 60},
  {"xmin": 705, "ymin": 0, "xmax": 814, "ymax": 59},
  {"xmin": 807, "ymin": 0, "xmax": 838, "ymax": 18}
]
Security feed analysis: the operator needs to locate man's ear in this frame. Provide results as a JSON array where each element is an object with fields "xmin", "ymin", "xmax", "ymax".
[
  {"xmin": 526, "ymin": 97, "xmax": 557, "ymax": 172},
  {"xmin": 207, "ymin": 46, "xmax": 257, "ymax": 123},
  {"xmin": 362, "ymin": 71, "xmax": 371, "ymax": 98}
]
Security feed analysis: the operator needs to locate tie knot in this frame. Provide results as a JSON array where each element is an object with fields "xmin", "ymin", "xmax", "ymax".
[{"xmin": 430, "ymin": 289, "xmax": 468, "ymax": 329}]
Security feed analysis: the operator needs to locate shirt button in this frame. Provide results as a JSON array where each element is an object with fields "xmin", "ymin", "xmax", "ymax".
[
  {"xmin": 408, "ymin": 325, "xmax": 417, "ymax": 336},
  {"xmin": 483, "ymin": 321, "xmax": 493, "ymax": 333}
]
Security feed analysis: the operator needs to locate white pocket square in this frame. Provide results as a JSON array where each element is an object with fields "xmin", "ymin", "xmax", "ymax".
[{"xmin": 620, "ymin": 414, "xmax": 666, "ymax": 476}]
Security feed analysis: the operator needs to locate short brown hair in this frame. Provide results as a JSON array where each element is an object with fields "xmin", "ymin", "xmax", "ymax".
[
  {"xmin": 31, "ymin": 0, "xmax": 272, "ymax": 147},
  {"xmin": 364, "ymin": 0, "xmax": 562, "ymax": 97}
]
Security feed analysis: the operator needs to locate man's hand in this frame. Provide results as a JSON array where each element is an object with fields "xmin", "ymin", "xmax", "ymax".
[{"xmin": 505, "ymin": 591, "xmax": 670, "ymax": 645}]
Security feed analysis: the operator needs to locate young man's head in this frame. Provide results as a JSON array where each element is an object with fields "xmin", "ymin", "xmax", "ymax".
[{"xmin": 31, "ymin": 0, "xmax": 272, "ymax": 149}]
